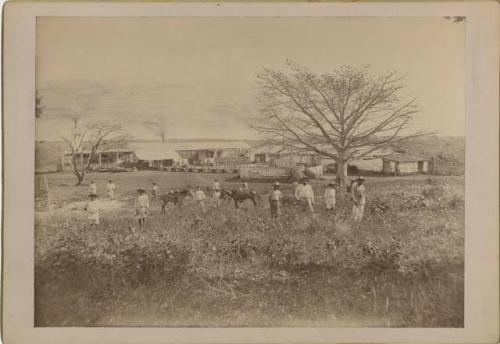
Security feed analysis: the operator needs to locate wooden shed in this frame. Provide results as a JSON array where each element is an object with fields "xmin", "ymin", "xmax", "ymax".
[
  {"xmin": 175, "ymin": 141, "xmax": 251, "ymax": 166},
  {"xmin": 382, "ymin": 153, "xmax": 429, "ymax": 175}
]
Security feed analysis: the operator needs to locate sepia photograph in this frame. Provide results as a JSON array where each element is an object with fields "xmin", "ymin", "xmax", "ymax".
[{"xmin": 33, "ymin": 15, "xmax": 467, "ymax": 328}]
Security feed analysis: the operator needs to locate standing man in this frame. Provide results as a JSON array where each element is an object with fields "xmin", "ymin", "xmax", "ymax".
[
  {"xmin": 351, "ymin": 177, "xmax": 367, "ymax": 223},
  {"xmin": 151, "ymin": 182, "xmax": 159, "ymax": 206},
  {"xmin": 212, "ymin": 179, "xmax": 220, "ymax": 193},
  {"xmin": 324, "ymin": 182, "xmax": 336, "ymax": 212},
  {"xmin": 193, "ymin": 186, "xmax": 207, "ymax": 213},
  {"xmin": 89, "ymin": 180, "xmax": 97, "ymax": 195},
  {"xmin": 239, "ymin": 182, "xmax": 249, "ymax": 193},
  {"xmin": 84, "ymin": 193, "xmax": 101, "ymax": 227},
  {"xmin": 135, "ymin": 188, "xmax": 150, "ymax": 227},
  {"xmin": 297, "ymin": 178, "xmax": 315, "ymax": 213},
  {"xmin": 212, "ymin": 178, "xmax": 221, "ymax": 207},
  {"xmin": 292, "ymin": 181, "xmax": 300, "ymax": 201},
  {"xmin": 106, "ymin": 180, "xmax": 116, "ymax": 201},
  {"xmin": 268, "ymin": 182, "xmax": 282, "ymax": 220}
]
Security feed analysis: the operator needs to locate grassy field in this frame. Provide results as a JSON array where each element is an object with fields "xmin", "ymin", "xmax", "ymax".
[{"xmin": 35, "ymin": 171, "xmax": 464, "ymax": 327}]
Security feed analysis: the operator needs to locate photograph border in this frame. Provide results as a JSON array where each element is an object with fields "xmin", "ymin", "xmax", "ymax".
[{"xmin": 3, "ymin": 2, "xmax": 499, "ymax": 343}]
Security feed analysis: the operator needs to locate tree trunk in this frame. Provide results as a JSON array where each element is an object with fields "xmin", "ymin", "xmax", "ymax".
[
  {"xmin": 336, "ymin": 159, "xmax": 348, "ymax": 186},
  {"xmin": 75, "ymin": 172, "xmax": 84, "ymax": 186}
]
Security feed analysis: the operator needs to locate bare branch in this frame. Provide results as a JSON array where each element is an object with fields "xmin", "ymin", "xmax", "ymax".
[
  {"xmin": 254, "ymin": 62, "xmax": 429, "ymax": 181},
  {"xmin": 59, "ymin": 119, "xmax": 125, "ymax": 185}
]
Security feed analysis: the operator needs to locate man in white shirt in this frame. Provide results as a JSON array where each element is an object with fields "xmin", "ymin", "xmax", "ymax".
[
  {"xmin": 351, "ymin": 177, "xmax": 367, "ymax": 223},
  {"xmin": 135, "ymin": 188, "xmax": 150, "ymax": 227},
  {"xmin": 324, "ymin": 182, "xmax": 336, "ymax": 212},
  {"xmin": 84, "ymin": 193, "xmax": 101, "ymax": 227},
  {"xmin": 193, "ymin": 186, "xmax": 207, "ymax": 213},
  {"xmin": 293, "ymin": 181, "xmax": 300, "ymax": 200},
  {"xmin": 268, "ymin": 182, "xmax": 282, "ymax": 219},
  {"xmin": 239, "ymin": 182, "xmax": 249, "ymax": 193},
  {"xmin": 89, "ymin": 180, "xmax": 97, "ymax": 195},
  {"xmin": 151, "ymin": 182, "xmax": 159, "ymax": 206},
  {"xmin": 212, "ymin": 179, "xmax": 220, "ymax": 196},
  {"xmin": 106, "ymin": 180, "xmax": 116, "ymax": 200},
  {"xmin": 297, "ymin": 178, "xmax": 315, "ymax": 213},
  {"xmin": 212, "ymin": 179, "xmax": 221, "ymax": 208}
]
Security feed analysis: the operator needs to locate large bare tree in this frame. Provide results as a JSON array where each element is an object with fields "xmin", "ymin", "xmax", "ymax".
[
  {"xmin": 60, "ymin": 118, "xmax": 125, "ymax": 185},
  {"xmin": 253, "ymin": 61, "xmax": 427, "ymax": 184}
]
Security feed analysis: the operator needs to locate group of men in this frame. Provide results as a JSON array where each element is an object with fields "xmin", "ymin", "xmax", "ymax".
[
  {"xmin": 84, "ymin": 180, "xmax": 116, "ymax": 226},
  {"xmin": 85, "ymin": 180, "xmax": 151, "ymax": 227},
  {"xmin": 84, "ymin": 175, "xmax": 367, "ymax": 228},
  {"xmin": 84, "ymin": 179, "xmax": 223, "ymax": 227},
  {"xmin": 267, "ymin": 176, "xmax": 367, "ymax": 223}
]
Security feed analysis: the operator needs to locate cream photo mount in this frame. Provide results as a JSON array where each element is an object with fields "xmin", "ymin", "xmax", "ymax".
[{"xmin": 2, "ymin": 1, "xmax": 499, "ymax": 343}]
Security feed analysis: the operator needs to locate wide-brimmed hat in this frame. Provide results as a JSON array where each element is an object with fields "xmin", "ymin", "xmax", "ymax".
[
  {"xmin": 328, "ymin": 182, "xmax": 335, "ymax": 186},
  {"xmin": 357, "ymin": 176, "xmax": 365, "ymax": 181},
  {"xmin": 137, "ymin": 187, "xmax": 146, "ymax": 192},
  {"xmin": 273, "ymin": 182, "xmax": 280, "ymax": 187},
  {"xmin": 88, "ymin": 193, "xmax": 98, "ymax": 198}
]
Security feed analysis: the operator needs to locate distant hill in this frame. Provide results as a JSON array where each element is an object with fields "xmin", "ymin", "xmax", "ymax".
[
  {"xmin": 390, "ymin": 136, "xmax": 465, "ymax": 162},
  {"xmin": 389, "ymin": 135, "xmax": 465, "ymax": 175}
]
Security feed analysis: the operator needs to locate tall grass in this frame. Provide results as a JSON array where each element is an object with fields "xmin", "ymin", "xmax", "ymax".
[{"xmin": 35, "ymin": 176, "xmax": 464, "ymax": 327}]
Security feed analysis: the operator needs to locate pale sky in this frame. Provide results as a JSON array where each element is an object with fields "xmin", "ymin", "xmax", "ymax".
[{"xmin": 36, "ymin": 16, "xmax": 465, "ymax": 141}]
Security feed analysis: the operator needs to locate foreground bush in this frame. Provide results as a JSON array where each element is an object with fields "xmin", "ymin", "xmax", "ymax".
[{"xmin": 35, "ymin": 178, "xmax": 464, "ymax": 327}]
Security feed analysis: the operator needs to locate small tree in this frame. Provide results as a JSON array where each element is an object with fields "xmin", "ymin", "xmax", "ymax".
[
  {"xmin": 253, "ymin": 61, "xmax": 427, "ymax": 185},
  {"xmin": 60, "ymin": 118, "xmax": 125, "ymax": 185}
]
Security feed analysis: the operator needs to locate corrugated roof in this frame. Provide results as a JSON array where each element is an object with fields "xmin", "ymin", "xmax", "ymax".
[
  {"xmin": 131, "ymin": 142, "xmax": 181, "ymax": 161},
  {"xmin": 254, "ymin": 144, "xmax": 393, "ymax": 157},
  {"xmin": 253, "ymin": 144, "xmax": 285, "ymax": 154},
  {"xmin": 175, "ymin": 141, "xmax": 250, "ymax": 151},
  {"xmin": 64, "ymin": 148, "xmax": 134, "ymax": 155},
  {"xmin": 383, "ymin": 153, "xmax": 428, "ymax": 162}
]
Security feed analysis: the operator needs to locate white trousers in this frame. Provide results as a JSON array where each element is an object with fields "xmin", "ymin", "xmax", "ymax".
[{"xmin": 352, "ymin": 204, "xmax": 365, "ymax": 222}]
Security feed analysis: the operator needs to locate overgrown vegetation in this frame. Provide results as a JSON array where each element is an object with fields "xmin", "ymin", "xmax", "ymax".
[{"xmin": 35, "ymin": 172, "xmax": 464, "ymax": 327}]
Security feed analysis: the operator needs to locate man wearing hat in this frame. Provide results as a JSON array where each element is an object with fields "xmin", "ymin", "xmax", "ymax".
[
  {"xmin": 193, "ymin": 186, "xmax": 207, "ymax": 213},
  {"xmin": 296, "ymin": 178, "xmax": 315, "ymax": 213},
  {"xmin": 84, "ymin": 193, "xmax": 101, "ymax": 227},
  {"xmin": 106, "ymin": 180, "xmax": 116, "ymax": 201},
  {"xmin": 89, "ymin": 180, "xmax": 97, "ymax": 195},
  {"xmin": 268, "ymin": 182, "xmax": 282, "ymax": 219},
  {"xmin": 135, "ymin": 188, "xmax": 150, "ymax": 227},
  {"xmin": 351, "ymin": 176, "xmax": 366, "ymax": 223},
  {"xmin": 324, "ymin": 182, "xmax": 336, "ymax": 212},
  {"xmin": 212, "ymin": 179, "xmax": 220, "ymax": 193},
  {"xmin": 239, "ymin": 182, "xmax": 249, "ymax": 193},
  {"xmin": 292, "ymin": 181, "xmax": 300, "ymax": 200},
  {"xmin": 151, "ymin": 182, "xmax": 159, "ymax": 206}
]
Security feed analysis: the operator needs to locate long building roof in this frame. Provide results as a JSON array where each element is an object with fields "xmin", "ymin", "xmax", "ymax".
[
  {"xmin": 174, "ymin": 141, "xmax": 250, "ymax": 151},
  {"xmin": 382, "ymin": 153, "xmax": 428, "ymax": 162},
  {"xmin": 130, "ymin": 142, "xmax": 181, "ymax": 161}
]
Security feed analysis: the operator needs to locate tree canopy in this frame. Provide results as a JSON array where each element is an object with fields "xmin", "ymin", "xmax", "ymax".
[{"xmin": 253, "ymin": 61, "xmax": 428, "ymax": 182}]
